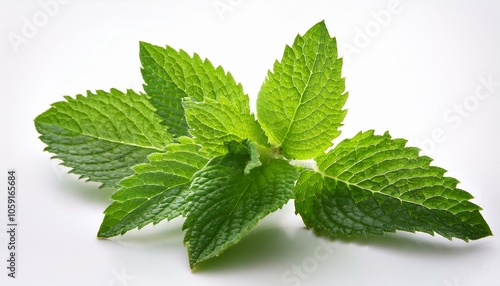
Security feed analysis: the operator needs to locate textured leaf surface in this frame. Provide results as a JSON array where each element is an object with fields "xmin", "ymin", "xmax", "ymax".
[
  {"xmin": 140, "ymin": 42, "xmax": 250, "ymax": 137},
  {"xmin": 183, "ymin": 97, "xmax": 268, "ymax": 157},
  {"xmin": 295, "ymin": 131, "xmax": 491, "ymax": 241},
  {"xmin": 98, "ymin": 137, "xmax": 209, "ymax": 238},
  {"xmin": 257, "ymin": 20, "xmax": 347, "ymax": 160},
  {"xmin": 182, "ymin": 141, "xmax": 298, "ymax": 268},
  {"xmin": 34, "ymin": 89, "xmax": 172, "ymax": 188}
]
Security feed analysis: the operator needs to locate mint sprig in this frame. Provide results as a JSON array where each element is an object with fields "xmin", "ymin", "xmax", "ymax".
[{"xmin": 34, "ymin": 20, "xmax": 491, "ymax": 269}]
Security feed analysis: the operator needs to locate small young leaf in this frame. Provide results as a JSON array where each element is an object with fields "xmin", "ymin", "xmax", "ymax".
[
  {"xmin": 98, "ymin": 137, "xmax": 209, "ymax": 238},
  {"xmin": 257, "ymin": 20, "xmax": 347, "ymax": 160},
  {"xmin": 182, "ymin": 141, "xmax": 298, "ymax": 268},
  {"xmin": 34, "ymin": 89, "xmax": 172, "ymax": 188},
  {"xmin": 295, "ymin": 131, "xmax": 492, "ymax": 241},
  {"xmin": 183, "ymin": 97, "xmax": 268, "ymax": 157},
  {"xmin": 140, "ymin": 42, "xmax": 250, "ymax": 137}
]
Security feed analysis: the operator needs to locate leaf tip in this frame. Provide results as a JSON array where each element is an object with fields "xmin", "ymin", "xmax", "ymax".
[
  {"xmin": 138, "ymin": 40, "xmax": 153, "ymax": 50},
  {"xmin": 96, "ymin": 228, "xmax": 109, "ymax": 239}
]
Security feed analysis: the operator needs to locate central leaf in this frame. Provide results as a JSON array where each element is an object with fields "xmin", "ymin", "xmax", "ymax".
[
  {"xmin": 182, "ymin": 141, "xmax": 298, "ymax": 268},
  {"xmin": 257, "ymin": 21, "xmax": 347, "ymax": 160}
]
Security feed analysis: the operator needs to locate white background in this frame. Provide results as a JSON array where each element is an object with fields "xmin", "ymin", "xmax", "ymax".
[{"xmin": 1, "ymin": 1, "xmax": 500, "ymax": 285}]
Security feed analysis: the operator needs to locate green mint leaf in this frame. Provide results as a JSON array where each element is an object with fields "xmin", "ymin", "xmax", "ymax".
[
  {"xmin": 140, "ymin": 42, "xmax": 250, "ymax": 137},
  {"xmin": 295, "ymin": 130, "xmax": 492, "ymax": 241},
  {"xmin": 182, "ymin": 141, "xmax": 298, "ymax": 268},
  {"xmin": 257, "ymin": 20, "xmax": 347, "ymax": 160},
  {"xmin": 183, "ymin": 96, "xmax": 268, "ymax": 157},
  {"xmin": 98, "ymin": 137, "xmax": 209, "ymax": 238},
  {"xmin": 34, "ymin": 89, "xmax": 172, "ymax": 188}
]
